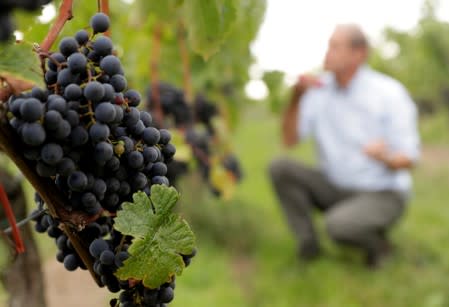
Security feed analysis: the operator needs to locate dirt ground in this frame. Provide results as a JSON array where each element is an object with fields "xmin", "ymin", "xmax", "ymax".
[{"xmin": 43, "ymin": 259, "xmax": 108, "ymax": 307}]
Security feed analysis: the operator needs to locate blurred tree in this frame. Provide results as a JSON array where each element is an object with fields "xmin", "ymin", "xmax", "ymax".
[{"xmin": 369, "ymin": 0, "xmax": 449, "ymax": 115}]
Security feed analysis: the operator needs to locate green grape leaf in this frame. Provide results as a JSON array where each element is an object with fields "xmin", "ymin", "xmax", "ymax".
[
  {"xmin": 0, "ymin": 42, "xmax": 43, "ymax": 86},
  {"xmin": 183, "ymin": 0, "xmax": 237, "ymax": 59},
  {"xmin": 114, "ymin": 185, "xmax": 196, "ymax": 288}
]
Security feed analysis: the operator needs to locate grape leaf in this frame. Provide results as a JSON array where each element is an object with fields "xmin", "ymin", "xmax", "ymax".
[
  {"xmin": 0, "ymin": 42, "xmax": 43, "ymax": 86},
  {"xmin": 114, "ymin": 185, "xmax": 196, "ymax": 288},
  {"xmin": 183, "ymin": 0, "xmax": 237, "ymax": 59}
]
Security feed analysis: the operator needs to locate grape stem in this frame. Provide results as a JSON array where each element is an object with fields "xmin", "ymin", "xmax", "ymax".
[
  {"xmin": 149, "ymin": 24, "xmax": 164, "ymax": 128},
  {"xmin": 0, "ymin": 119, "xmax": 102, "ymax": 286},
  {"xmin": 177, "ymin": 21, "xmax": 194, "ymax": 104},
  {"xmin": 40, "ymin": 0, "xmax": 74, "ymax": 53},
  {"xmin": 0, "ymin": 184, "xmax": 25, "ymax": 253},
  {"xmin": 98, "ymin": 0, "xmax": 111, "ymax": 37}
]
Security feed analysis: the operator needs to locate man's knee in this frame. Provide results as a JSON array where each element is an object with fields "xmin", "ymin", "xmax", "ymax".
[
  {"xmin": 268, "ymin": 158, "xmax": 291, "ymax": 183},
  {"xmin": 325, "ymin": 211, "xmax": 354, "ymax": 242}
]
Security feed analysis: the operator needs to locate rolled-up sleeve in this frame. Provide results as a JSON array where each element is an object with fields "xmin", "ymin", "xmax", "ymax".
[{"xmin": 385, "ymin": 85, "xmax": 420, "ymax": 162}]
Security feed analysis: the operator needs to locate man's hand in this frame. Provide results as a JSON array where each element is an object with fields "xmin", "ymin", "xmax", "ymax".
[
  {"xmin": 363, "ymin": 139, "xmax": 414, "ymax": 170},
  {"xmin": 292, "ymin": 74, "xmax": 323, "ymax": 96},
  {"xmin": 282, "ymin": 74, "xmax": 323, "ymax": 148},
  {"xmin": 364, "ymin": 139, "xmax": 388, "ymax": 162}
]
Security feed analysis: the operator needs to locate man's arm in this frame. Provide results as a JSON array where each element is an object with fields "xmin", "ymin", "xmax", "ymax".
[
  {"xmin": 281, "ymin": 75, "xmax": 321, "ymax": 148},
  {"xmin": 364, "ymin": 140, "xmax": 415, "ymax": 170},
  {"xmin": 282, "ymin": 87, "xmax": 304, "ymax": 147},
  {"xmin": 364, "ymin": 83, "xmax": 420, "ymax": 171}
]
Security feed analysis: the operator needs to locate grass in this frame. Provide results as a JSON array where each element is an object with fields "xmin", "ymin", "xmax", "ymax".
[
  {"xmin": 2, "ymin": 105, "xmax": 449, "ymax": 307},
  {"xmin": 173, "ymin": 106, "xmax": 449, "ymax": 307}
]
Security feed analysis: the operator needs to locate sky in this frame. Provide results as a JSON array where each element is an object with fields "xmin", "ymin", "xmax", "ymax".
[{"xmin": 246, "ymin": 0, "xmax": 449, "ymax": 98}]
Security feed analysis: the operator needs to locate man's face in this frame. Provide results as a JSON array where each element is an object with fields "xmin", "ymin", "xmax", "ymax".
[{"xmin": 323, "ymin": 29, "xmax": 360, "ymax": 73}]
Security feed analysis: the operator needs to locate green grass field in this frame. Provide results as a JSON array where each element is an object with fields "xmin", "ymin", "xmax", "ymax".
[
  {"xmin": 1, "ymin": 106, "xmax": 449, "ymax": 307},
  {"xmin": 172, "ymin": 106, "xmax": 449, "ymax": 307}
]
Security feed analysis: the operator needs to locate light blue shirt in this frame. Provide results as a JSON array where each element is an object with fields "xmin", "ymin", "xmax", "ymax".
[{"xmin": 298, "ymin": 66, "xmax": 420, "ymax": 196}]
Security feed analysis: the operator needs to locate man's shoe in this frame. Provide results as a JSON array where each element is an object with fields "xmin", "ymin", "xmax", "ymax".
[
  {"xmin": 298, "ymin": 240, "xmax": 321, "ymax": 261},
  {"xmin": 365, "ymin": 239, "xmax": 393, "ymax": 269}
]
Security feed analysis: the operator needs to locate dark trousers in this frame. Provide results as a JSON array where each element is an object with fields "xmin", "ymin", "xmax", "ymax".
[{"xmin": 268, "ymin": 158, "xmax": 405, "ymax": 254}]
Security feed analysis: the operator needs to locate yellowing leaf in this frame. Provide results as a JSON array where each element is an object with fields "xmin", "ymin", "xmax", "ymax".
[
  {"xmin": 210, "ymin": 156, "xmax": 236, "ymax": 200},
  {"xmin": 170, "ymin": 129, "xmax": 192, "ymax": 162}
]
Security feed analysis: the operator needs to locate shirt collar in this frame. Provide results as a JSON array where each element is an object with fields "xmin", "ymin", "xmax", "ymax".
[{"xmin": 329, "ymin": 64, "xmax": 369, "ymax": 93}]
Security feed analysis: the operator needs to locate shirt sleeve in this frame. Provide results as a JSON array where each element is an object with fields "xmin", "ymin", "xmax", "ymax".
[
  {"xmin": 385, "ymin": 84, "xmax": 420, "ymax": 162},
  {"xmin": 297, "ymin": 90, "xmax": 316, "ymax": 140}
]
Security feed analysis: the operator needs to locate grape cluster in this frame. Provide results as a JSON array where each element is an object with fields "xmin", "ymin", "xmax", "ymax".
[
  {"xmin": 193, "ymin": 94, "xmax": 218, "ymax": 134},
  {"xmin": 146, "ymin": 84, "xmax": 242, "ymax": 195},
  {"xmin": 0, "ymin": 0, "xmax": 52, "ymax": 42},
  {"xmin": 8, "ymin": 13, "xmax": 193, "ymax": 306},
  {"xmin": 147, "ymin": 83, "xmax": 192, "ymax": 127}
]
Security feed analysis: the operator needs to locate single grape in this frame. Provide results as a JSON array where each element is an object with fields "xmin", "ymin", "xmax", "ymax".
[
  {"xmin": 89, "ymin": 238, "xmax": 109, "ymax": 258},
  {"xmin": 100, "ymin": 250, "xmax": 115, "ymax": 265},
  {"xmin": 59, "ymin": 37, "xmax": 79, "ymax": 57},
  {"xmin": 143, "ymin": 146, "xmax": 159, "ymax": 163},
  {"xmin": 21, "ymin": 122, "xmax": 46, "ymax": 146},
  {"xmin": 110, "ymin": 74, "xmax": 127, "ymax": 92},
  {"xmin": 142, "ymin": 127, "xmax": 160, "ymax": 146},
  {"xmin": 102, "ymin": 83, "xmax": 115, "ymax": 101},
  {"xmin": 47, "ymin": 95, "xmax": 68, "ymax": 114},
  {"xmin": 159, "ymin": 129, "xmax": 171, "ymax": 145},
  {"xmin": 84, "ymin": 81, "xmax": 105, "ymax": 103},
  {"xmin": 67, "ymin": 171, "xmax": 88, "ymax": 191},
  {"xmin": 74, "ymin": 29, "xmax": 89, "ymax": 45},
  {"xmin": 56, "ymin": 157, "xmax": 76, "ymax": 176},
  {"xmin": 90, "ymin": 12, "xmax": 110, "ymax": 33},
  {"xmin": 63, "ymin": 254, "xmax": 79, "ymax": 271},
  {"xmin": 31, "ymin": 86, "xmax": 47, "ymax": 102},
  {"xmin": 20, "ymin": 98, "xmax": 43, "ymax": 122},
  {"xmin": 41, "ymin": 143, "xmax": 64, "ymax": 165},
  {"xmin": 140, "ymin": 111, "xmax": 152, "ymax": 127},
  {"xmin": 64, "ymin": 84, "xmax": 82, "ymax": 100},
  {"xmin": 95, "ymin": 102, "xmax": 116, "ymax": 123},
  {"xmin": 67, "ymin": 52, "xmax": 87, "ymax": 74},
  {"xmin": 94, "ymin": 141, "xmax": 113, "ymax": 164},
  {"xmin": 127, "ymin": 151, "xmax": 144, "ymax": 169},
  {"xmin": 89, "ymin": 123, "xmax": 110, "ymax": 143},
  {"xmin": 100, "ymin": 55, "xmax": 121, "ymax": 76},
  {"xmin": 93, "ymin": 36, "xmax": 113, "ymax": 56}
]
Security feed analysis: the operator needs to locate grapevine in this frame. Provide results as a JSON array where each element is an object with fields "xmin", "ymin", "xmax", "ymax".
[{"xmin": 0, "ymin": 5, "xmax": 196, "ymax": 307}]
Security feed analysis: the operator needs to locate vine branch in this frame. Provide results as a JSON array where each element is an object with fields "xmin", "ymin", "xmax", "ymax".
[
  {"xmin": 98, "ymin": 0, "xmax": 111, "ymax": 37},
  {"xmin": 177, "ymin": 21, "xmax": 193, "ymax": 104},
  {"xmin": 40, "ymin": 0, "xmax": 74, "ymax": 53},
  {"xmin": 0, "ymin": 118, "xmax": 101, "ymax": 286},
  {"xmin": 149, "ymin": 23, "xmax": 164, "ymax": 128}
]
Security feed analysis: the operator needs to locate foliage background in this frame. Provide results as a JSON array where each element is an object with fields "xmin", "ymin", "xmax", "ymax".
[{"xmin": 1, "ymin": 0, "xmax": 449, "ymax": 306}]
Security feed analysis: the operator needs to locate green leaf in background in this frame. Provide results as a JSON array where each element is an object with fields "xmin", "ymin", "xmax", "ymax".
[
  {"xmin": 0, "ymin": 42, "xmax": 43, "ymax": 86},
  {"xmin": 114, "ymin": 186, "xmax": 196, "ymax": 288},
  {"xmin": 133, "ymin": 0, "xmax": 182, "ymax": 23},
  {"xmin": 183, "ymin": 0, "xmax": 237, "ymax": 59},
  {"xmin": 262, "ymin": 70, "xmax": 288, "ymax": 113}
]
